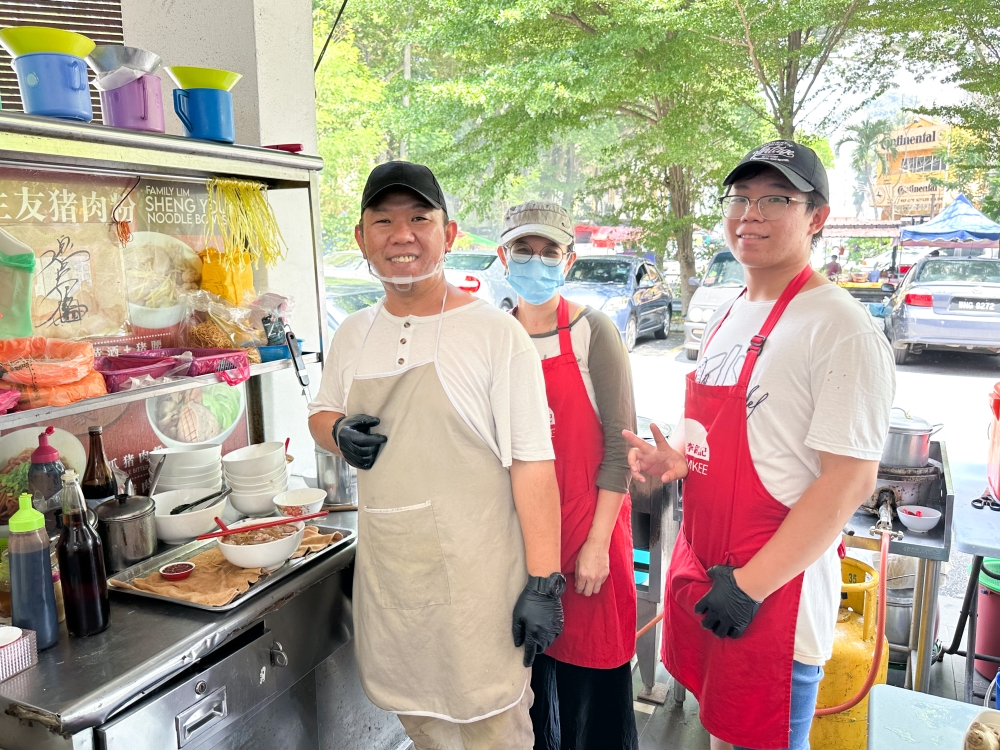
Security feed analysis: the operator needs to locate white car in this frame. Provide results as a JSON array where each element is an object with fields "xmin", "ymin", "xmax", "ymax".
[
  {"xmin": 324, "ymin": 252, "xmax": 372, "ymax": 280},
  {"xmin": 444, "ymin": 253, "xmax": 517, "ymax": 310}
]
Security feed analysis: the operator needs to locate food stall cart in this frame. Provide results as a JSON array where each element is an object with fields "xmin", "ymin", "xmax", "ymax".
[{"xmin": 0, "ymin": 112, "xmax": 381, "ymax": 750}]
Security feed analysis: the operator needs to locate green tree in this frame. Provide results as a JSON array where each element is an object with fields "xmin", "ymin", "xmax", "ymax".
[
  {"xmin": 314, "ymin": 22, "xmax": 388, "ymax": 253},
  {"xmin": 366, "ymin": 0, "xmax": 763, "ymax": 312},
  {"xmin": 835, "ymin": 118, "xmax": 896, "ymax": 218}
]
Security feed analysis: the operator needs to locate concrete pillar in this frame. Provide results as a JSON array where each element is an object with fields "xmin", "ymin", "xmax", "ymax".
[{"xmin": 120, "ymin": 0, "xmax": 324, "ymax": 470}]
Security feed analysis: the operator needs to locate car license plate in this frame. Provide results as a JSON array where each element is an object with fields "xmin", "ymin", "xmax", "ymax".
[{"xmin": 950, "ymin": 298, "xmax": 1000, "ymax": 312}]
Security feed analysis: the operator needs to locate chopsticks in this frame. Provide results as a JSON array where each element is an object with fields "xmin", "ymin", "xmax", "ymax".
[{"xmin": 196, "ymin": 511, "xmax": 329, "ymax": 541}]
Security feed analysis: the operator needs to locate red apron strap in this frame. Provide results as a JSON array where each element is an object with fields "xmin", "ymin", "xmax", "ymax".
[
  {"xmin": 736, "ymin": 265, "xmax": 814, "ymax": 387},
  {"xmin": 556, "ymin": 297, "xmax": 573, "ymax": 355}
]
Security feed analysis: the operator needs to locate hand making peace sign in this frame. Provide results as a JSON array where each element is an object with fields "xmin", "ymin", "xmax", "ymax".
[{"xmin": 622, "ymin": 422, "xmax": 689, "ymax": 484}]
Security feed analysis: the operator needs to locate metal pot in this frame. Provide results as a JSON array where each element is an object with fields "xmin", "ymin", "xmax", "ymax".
[
  {"xmin": 95, "ymin": 491, "xmax": 157, "ymax": 573},
  {"xmin": 315, "ymin": 446, "xmax": 357, "ymax": 507},
  {"xmin": 880, "ymin": 407, "xmax": 943, "ymax": 468}
]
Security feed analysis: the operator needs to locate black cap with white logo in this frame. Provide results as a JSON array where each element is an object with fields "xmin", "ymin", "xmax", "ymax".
[
  {"xmin": 361, "ymin": 161, "xmax": 448, "ymax": 213},
  {"xmin": 723, "ymin": 140, "xmax": 829, "ymax": 203}
]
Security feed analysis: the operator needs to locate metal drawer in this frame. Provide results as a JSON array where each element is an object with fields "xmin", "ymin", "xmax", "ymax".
[{"xmin": 97, "ymin": 630, "xmax": 278, "ymax": 750}]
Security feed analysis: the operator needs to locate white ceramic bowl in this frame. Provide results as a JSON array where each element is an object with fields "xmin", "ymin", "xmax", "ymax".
[
  {"xmin": 217, "ymin": 519, "xmax": 304, "ymax": 571},
  {"xmin": 897, "ymin": 506, "xmax": 941, "ymax": 533},
  {"xmin": 222, "ymin": 442, "xmax": 286, "ymax": 479},
  {"xmin": 229, "ymin": 486, "xmax": 286, "ymax": 517},
  {"xmin": 159, "ymin": 463, "xmax": 222, "ymax": 482},
  {"xmin": 158, "ymin": 477, "xmax": 224, "ymax": 493},
  {"xmin": 157, "ymin": 470, "xmax": 222, "ymax": 487},
  {"xmin": 152, "ymin": 488, "xmax": 227, "ymax": 544},
  {"xmin": 224, "ymin": 465, "xmax": 287, "ymax": 488},
  {"xmin": 274, "ymin": 488, "xmax": 325, "ymax": 518},
  {"xmin": 128, "ymin": 302, "xmax": 185, "ymax": 329},
  {"xmin": 151, "ymin": 444, "xmax": 222, "ymax": 471}
]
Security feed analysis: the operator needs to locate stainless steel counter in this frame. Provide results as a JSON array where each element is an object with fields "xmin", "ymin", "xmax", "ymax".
[{"xmin": 0, "ymin": 511, "xmax": 357, "ymax": 739}]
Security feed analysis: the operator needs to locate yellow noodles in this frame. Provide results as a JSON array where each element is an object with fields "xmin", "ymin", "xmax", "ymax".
[{"xmin": 203, "ymin": 177, "xmax": 287, "ymax": 271}]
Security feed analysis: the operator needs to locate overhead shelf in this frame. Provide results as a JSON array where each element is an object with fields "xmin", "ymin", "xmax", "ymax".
[{"xmin": 0, "ymin": 353, "xmax": 320, "ymax": 431}]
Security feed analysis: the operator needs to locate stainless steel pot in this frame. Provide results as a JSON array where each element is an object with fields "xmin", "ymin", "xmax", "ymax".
[
  {"xmin": 315, "ymin": 446, "xmax": 357, "ymax": 506},
  {"xmin": 881, "ymin": 407, "xmax": 943, "ymax": 468},
  {"xmin": 95, "ymin": 492, "xmax": 157, "ymax": 573}
]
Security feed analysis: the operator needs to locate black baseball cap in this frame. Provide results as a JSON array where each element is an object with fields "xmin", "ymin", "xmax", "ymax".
[
  {"xmin": 361, "ymin": 161, "xmax": 448, "ymax": 214},
  {"xmin": 723, "ymin": 140, "xmax": 829, "ymax": 203}
]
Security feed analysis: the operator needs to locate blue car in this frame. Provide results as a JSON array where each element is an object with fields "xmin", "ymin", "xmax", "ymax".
[
  {"xmin": 884, "ymin": 256, "xmax": 1000, "ymax": 364},
  {"xmin": 561, "ymin": 256, "xmax": 673, "ymax": 351}
]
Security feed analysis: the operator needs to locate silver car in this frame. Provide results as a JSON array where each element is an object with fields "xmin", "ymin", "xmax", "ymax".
[
  {"xmin": 444, "ymin": 252, "xmax": 517, "ymax": 310},
  {"xmin": 683, "ymin": 250, "xmax": 745, "ymax": 360},
  {"xmin": 884, "ymin": 257, "xmax": 1000, "ymax": 364}
]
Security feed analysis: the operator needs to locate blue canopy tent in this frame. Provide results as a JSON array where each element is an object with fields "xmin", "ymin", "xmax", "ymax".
[{"xmin": 900, "ymin": 194, "xmax": 1000, "ymax": 249}]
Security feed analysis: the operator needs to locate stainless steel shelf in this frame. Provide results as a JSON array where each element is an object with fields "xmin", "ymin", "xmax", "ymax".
[
  {"xmin": 0, "ymin": 353, "xmax": 320, "ymax": 431},
  {"xmin": 0, "ymin": 110, "xmax": 323, "ymax": 186}
]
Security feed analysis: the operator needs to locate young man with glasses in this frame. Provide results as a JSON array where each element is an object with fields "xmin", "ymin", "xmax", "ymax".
[
  {"xmin": 498, "ymin": 201, "xmax": 639, "ymax": 749},
  {"xmin": 625, "ymin": 141, "xmax": 895, "ymax": 750}
]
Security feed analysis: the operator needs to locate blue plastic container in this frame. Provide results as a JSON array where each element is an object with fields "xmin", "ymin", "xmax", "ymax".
[
  {"xmin": 173, "ymin": 87, "xmax": 234, "ymax": 143},
  {"xmin": 13, "ymin": 52, "xmax": 92, "ymax": 122}
]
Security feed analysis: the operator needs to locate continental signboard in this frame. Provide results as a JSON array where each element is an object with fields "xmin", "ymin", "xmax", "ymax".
[{"xmin": 874, "ymin": 117, "xmax": 951, "ymax": 218}]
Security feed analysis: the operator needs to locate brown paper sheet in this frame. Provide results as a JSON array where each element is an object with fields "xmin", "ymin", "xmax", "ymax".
[{"xmin": 110, "ymin": 526, "xmax": 342, "ymax": 607}]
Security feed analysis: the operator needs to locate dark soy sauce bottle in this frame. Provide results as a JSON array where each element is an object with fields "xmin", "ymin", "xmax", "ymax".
[
  {"xmin": 56, "ymin": 471, "xmax": 110, "ymax": 637},
  {"xmin": 82, "ymin": 426, "xmax": 116, "ymax": 503}
]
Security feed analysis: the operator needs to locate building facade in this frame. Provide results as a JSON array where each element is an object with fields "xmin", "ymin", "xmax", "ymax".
[{"xmin": 874, "ymin": 116, "xmax": 955, "ymax": 220}]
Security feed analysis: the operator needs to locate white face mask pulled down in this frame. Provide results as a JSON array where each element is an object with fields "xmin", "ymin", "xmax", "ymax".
[{"xmin": 367, "ymin": 258, "xmax": 445, "ymax": 292}]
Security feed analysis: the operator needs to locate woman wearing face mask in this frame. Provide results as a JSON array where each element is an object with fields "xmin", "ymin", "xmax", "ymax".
[{"xmin": 498, "ymin": 201, "xmax": 639, "ymax": 750}]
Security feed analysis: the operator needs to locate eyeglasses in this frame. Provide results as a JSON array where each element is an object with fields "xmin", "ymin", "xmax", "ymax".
[
  {"xmin": 719, "ymin": 195, "xmax": 813, "ymax": 221},
  {"xmin": 505, "ymin": 242, "xmax": 567, "ymax": 266}
]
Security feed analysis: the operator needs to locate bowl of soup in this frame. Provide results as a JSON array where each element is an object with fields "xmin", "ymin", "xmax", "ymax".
[{"xmin": 216, "ymin": 519, "xmax": 304, "ymax": 571}]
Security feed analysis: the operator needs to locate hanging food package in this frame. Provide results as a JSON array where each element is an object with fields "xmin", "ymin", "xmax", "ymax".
[
  {"xmin": 198, "ymin": 248, "xmax": 254, "ymax": 306},
  {"xmin": 179, "ymin": 289, "xmax": 266, "ymax": 349},
  {"xmin": 0, "ymin": 228, "xmax": 36, "ymax": 339},
  {"xmin": 123, "ymin": 232, "xmax": 201, "ymax": 342},
  {"xmin": 202, "ymin": 177, "xmax": 286, "ymax": 272}
]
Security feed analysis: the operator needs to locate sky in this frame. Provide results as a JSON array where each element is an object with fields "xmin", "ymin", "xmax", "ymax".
[{"xmin": 823, "ymin": 66, "xmax": 969, "ymax": 219}]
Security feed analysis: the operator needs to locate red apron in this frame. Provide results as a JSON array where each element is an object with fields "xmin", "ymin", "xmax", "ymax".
[
  {"xmin": 661, "ymin": 265, "xmax": 813, "ymax": 749},
  {"xmin": 537, "ymin": 298, "xmax": 636, "ymax": 669}
]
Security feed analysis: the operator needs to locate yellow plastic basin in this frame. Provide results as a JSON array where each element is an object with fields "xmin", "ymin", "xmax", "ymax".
[
  {"xmin": 0, "ymin": 26, "xmax": 95, "ymax": 59},
  {"xmin": 164, "ymin": 66, "xmax": 242, "ymax": 91}
]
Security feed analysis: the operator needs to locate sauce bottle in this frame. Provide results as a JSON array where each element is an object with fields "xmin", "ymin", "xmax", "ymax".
[
  {"xmin": 9, "ymin": 493, "xmax": 59, "ymax": 649},
  {"xmin": 28, "ymin": 427, "xmax": 64, "ymax": 509},
  {"xmin": 82, "ymin": 426, "xmax": 116, "ymax": 503},
  {"xmin": 56, "ymin": 471, "xmax": 109, "ymax": 637}
]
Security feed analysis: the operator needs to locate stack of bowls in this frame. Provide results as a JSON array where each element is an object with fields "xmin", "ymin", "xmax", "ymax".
[
  {"xmin": 0, "ymin": 26, "xmax": 96, "ymax": 121},
  {"xmin": 152, "ymin": 445, "xmax": 223, "ymax": 493},
  {"xmin": 222, "ymin": 442, "xmax": 288, "ymax": 517}
]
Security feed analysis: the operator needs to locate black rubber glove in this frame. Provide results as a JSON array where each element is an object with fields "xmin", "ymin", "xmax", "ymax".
[
  {"xmin": 512, "ymin": 584, "xmax": 564, "ymax": 667},
  {"xmin": 332, "ymin": 415, "xmax": 387, "ymax": 471},
  {"xmin": 694, "ymin": 565, "xmax": 761, "ymax": 639}
]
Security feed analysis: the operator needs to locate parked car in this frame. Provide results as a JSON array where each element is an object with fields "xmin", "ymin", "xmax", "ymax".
[
  {"xmin": 683, "ymin": 250, "xmax": 745, "ymax": 360},
  {"xmin": 444, "ymin": 252, "xmax": 516, "ymax": 309},
  {"xmin": 324, "ymin": 252, "xmax": 371, "ymax": 280},
  {"xmin": 561, "ymin": 256, "xmax": 672, "ymax": 352},
  {"xmin": 883, "ymin": 257, "xmax": 1000, "ymax": 364},
  {"xmin": 327, "ymin": 278, "xmax": 384, "ymax": 333}
]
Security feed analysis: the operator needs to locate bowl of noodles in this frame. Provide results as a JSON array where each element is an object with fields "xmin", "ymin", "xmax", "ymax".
[{"xmin": 146, "ymin": 383, "xmax": 245, "ymax": 448}]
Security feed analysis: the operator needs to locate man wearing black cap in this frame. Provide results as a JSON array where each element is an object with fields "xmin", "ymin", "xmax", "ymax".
[
  {"xmin": 625, "ymin": 141, "xmax": 894, "ymax": 750},
  {"xmin": 308, "ymin": 162, "xmax": 564, "ymax": 749}
]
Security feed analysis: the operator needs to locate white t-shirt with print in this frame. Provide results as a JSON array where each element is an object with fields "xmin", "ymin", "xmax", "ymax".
[
  {"xmin": 308, "ymin": 298, "xmax": 555, "ymax": 467},
  {"xmin": 694, "ymin": 282, "xmax": 895, "ymax": 666}
]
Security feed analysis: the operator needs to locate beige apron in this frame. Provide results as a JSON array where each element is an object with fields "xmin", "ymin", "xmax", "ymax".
[{"xmin": 347, "ymin": 298, "xmax": 529, "ymax": 722}]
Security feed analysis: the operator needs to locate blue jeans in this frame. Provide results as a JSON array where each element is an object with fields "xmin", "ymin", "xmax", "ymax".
[{"xmin": 734, "ymin": 661, "xmax": 824, "ymax": 750}]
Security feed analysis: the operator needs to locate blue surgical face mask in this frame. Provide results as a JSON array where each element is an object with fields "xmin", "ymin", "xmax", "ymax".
[{"xmin": 506, "ymin": 255, "xmax": 566, "ymax": 305}]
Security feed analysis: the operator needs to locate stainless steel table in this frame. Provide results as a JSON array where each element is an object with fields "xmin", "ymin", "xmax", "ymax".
[
  {"xmin": 867, "ymin": 684, "xmax": 978, "ymax": 749},
  {"xmin": 842, "ymin": 441, "xmax": 953, "ymax": 693},
  {"xmin": 941, "ymin": 483, "xmax": 1000, "ymax": 702}
]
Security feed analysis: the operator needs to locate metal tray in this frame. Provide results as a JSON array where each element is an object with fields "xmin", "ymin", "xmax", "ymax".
[{"xmin": 108, "ymin": 523, "xmax": 355, "ymax": 612}]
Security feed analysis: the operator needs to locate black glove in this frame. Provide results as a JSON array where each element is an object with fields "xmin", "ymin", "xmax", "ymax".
[
  {"xmin": 333, "ymin": 415, "xmax": 387, "ymax": 471},
  {"xmin": 694, "ymin": 565, "xmax": 761, "ymax": 639},
  {"xmin": 512, "ymin": 575, "xmax": 565, "ymax": 667}
]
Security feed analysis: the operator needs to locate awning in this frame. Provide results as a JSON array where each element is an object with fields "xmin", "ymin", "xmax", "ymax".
[{"xmin": 900, "ymin": 194, "xmax": 1000, "ymax": 248}]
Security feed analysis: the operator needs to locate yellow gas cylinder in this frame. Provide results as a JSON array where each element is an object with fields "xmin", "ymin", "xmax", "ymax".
[{"xmin": 810, "ymin": 556, "xmax": 889, "ymax": 750}]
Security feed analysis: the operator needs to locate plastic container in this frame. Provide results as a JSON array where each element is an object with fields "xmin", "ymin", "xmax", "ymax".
[
  {"xmin": 173, "ymin": 88, "xmax": 235, "ymax": 143},
  {"xmin": 0, "ymin": 550, "xmax": 11, "ymax": 619},
  {"xmin": 99, "ymin": 73, "xmax": 164, "ymax": 132},
  {"xmin": 8, "ymin": 494, "xmax": 58, "ymax": 649},
  {"xmin": 13, "ymin": 53, "xmax": 92, "ymax": 122},
  {"xmin": 164, "ymin": 65, "xmax": 241, "ymax": 91},
  {"xmin": 0, "ymin": 26, "xmax": 95, "ymax": 58},
  {"xmin": 94, "ymin": 353, "xmax": 192, "ymax": 392},
  {"xmin": 976, "ymin": 559, "xmax": 1000, "ymax": 677},
  {"xmin": 27, "ymin": 426, "xmax": 64, "ymax": 508},
  {"xmin": 127, "ymin": 347, "xmax": 251, "ymax": 385},
  {"xmin": 56, "ymin": 471, "xmax": 110, "ymax": 637}
]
